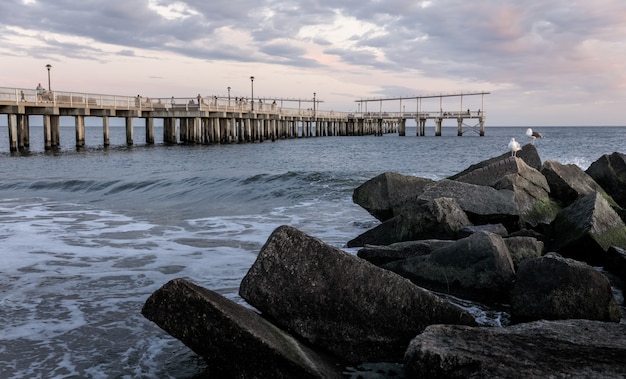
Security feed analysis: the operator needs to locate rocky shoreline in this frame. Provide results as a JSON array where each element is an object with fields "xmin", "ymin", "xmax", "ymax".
[{"xmin": 142, "ymin": 144, "xmax": 626, "ymax": 378}]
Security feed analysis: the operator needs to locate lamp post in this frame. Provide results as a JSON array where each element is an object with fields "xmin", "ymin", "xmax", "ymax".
[
  {"xmin": 227, "ymin": 86, "xmax": 231, "ymax": 106},
  {"xmin": 250, "ymin": 76, "xmax": 255, "ymax": 111},
  {"xmin": 45, "ymin": 64, "xmax": 52, "ymax": 91},
  {"xmin": 313, "ymin": 92, "xmax": 316, "ymax": 118}
]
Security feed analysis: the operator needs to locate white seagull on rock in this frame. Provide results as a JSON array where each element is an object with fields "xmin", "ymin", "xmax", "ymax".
[
  {"xmin": 526, "ymin": 128, "xmax": 543, "ymax": 144},
  {"xmin": 508, "ymin": 138, "xmax": 521, "ymax": 157}
]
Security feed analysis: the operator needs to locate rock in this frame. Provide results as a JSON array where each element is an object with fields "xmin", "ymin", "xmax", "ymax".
[
  {"xmin": 352, "ymin": 172, "xmax": 434, "ymax": 221},
  {"xmin": 510, "ymin": 253, "xmax": 621, "ymax": 323},
  {"xmin": 356, "ymin": 240, "xmax": 455, "ymax": 266},
  {"xmin": 542, "ymin": 159, "xmax": 610, "ymax": 206},
  {"xmin": 346, "ymin": 197, "xmax": 471, "ymax": 248},
  {"xmin": 551, "ymin": 191, "xmax": 626, "ymax": 265},
  {"xmin": 606, "ymin": 245, "xmax": 626, "ymax": 288},
  {"xmin": 503, "ymin": 236, "xmax": 543, "ymax": 270},
  {"xmin": 448, "ymin": 143, "xmax": 542, "ymax": 178},
  {"xmin": 239, "ymin": 225, "xmax": 477, "ymax": 364},
  {"xmin": 383, "ymin": 231, "xmax": 516, "ymax": 304},
  {"xmin": 142, "ymin": 278, "xmax": 343, "ymax": 379},
  {"xmin": 457, "ymin": 223, "xmax": 508, "ymax": 239},
  {"xmin": 404, "ymin": 319, "xmax": 626, "ymax": 379},
  {"xmin": 418, "ymin": 179, "xmax": 520, "ymax": 229},
  {"xmin": 586, "ymin": 152, "xmax": 626, "ymax": 208}
]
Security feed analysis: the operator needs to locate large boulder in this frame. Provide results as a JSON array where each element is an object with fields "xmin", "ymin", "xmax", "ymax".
[
  {"xmin": 551, "ymin": 191, "xmax": 626, "ymax": 265},
  {"xmin": 352, "ymin": 172, "xmax": 434, "ymax": 221},
  {"xmin": 586, "ymin": 152, "xmax": 626, "ymax": 208},
  {"xmin": 346, "ymin": 197, "xmax": 471, "ymax": 247},
  {"xmin": 356, "ymin": 239, "xmax": 455, "ymax": 266},
  {"xmin": 239, "ymin": 225, "xmax": 477, "ymax": 364},
  {"xmin": 510, "ymin": 253, "xmax": 621, "ymax": 323},
  {"xmin": 448, "ymin": 143, "xmax": 542, "ymax": 178},
  {"xmin": 405, "ymin": 319, "xmax": 626, "ymax": 378},
  {"xmin": 503, "ymin": 236, "xmax": 543, "ymax": 270},
  {"xmin": 542, "ymin": 159, "xmax": 611, "ymax": 206},
  {"xmin": 383, "ymin": 231, "xmax": 516, "ymax": 303},
  {"xmin": 418, "ymin": 179, "xmax": 520, "ymax": 229},
  {"xmin": 142, "ymin": 278, "xmax": 343, "ymax": 379}
]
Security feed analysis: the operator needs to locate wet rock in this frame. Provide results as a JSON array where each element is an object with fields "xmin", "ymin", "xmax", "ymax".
[
  {"xmin": 142, "ymin": 278, "xmax": 343, "ymax": 379},
  {"xmin": 356, "ymin": 240, "xmax": 455, "ymax": 266},
  {"xmin": 383, "ymin": 231, "xmax": 516, "ymax": 304},
  {"xmin": 551, "ymin": 191, "xmax": 626, "ymax": 265},
  {"xmin": 542, "ymin": 159, "xmax": 610, "ymax": 206},
  {"xmin": 448, "ymin": 143, "xmax": 542, "ymax": 178},
  {"xmin": 418, "ymin": 179, "xmax": 519, "ymax": 229},
  {"xmin": 510, "ymin": 253, "xmax": 621, "ymax": 323},
  {"xmin": 346, "ymin": 197, "xmax": 471, "ymax": 247},
  {"xmin": 352, "ymin": 172, "xmax": 434, "ymax": 221},
  {"xmin": 457, "ymin": 223, "xmax": 508, "ymax": 239},
  {"xmin": 405, "ymin": 319, "xmax": 626, "ymax": 379},
  {"xmin": 239, "ymin": 225, "xmax": 477, "ymax": 364},
  {"xmin": 586, "ymin": 152, "xmax": 626, "ymax": 208},
  {"xmin": 606, "ymin": 246, "xmax": 626, "ymax": 290},
  {"xmin": 503, "ymin": 236, "xmax": 544, "ymax": 270}
]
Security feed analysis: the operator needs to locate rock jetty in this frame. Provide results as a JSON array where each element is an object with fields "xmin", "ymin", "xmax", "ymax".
[{"xmin": 143, "ymin": 145, "xmax": 626, "ymax": 378}]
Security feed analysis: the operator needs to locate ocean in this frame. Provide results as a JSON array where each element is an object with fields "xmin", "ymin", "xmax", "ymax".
[{"xmin": 0, "ymin": 123, "xmax": 624, "ymax": 378}]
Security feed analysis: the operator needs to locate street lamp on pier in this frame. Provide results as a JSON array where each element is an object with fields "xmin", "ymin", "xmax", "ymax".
[
  {"xmin": 227, "ymin": 86, "xmax": 231, "ymax": 106},
  {"xmin": 45, "ymin": 64, "xmax": 52, "ymax": 91},
  {"xmin": 250, "ymin": 76, "xmax": 255, "ymax": 111},
  {"xmin": 313, "ymin": 92, "xmax": 316, "ymax": 118}
]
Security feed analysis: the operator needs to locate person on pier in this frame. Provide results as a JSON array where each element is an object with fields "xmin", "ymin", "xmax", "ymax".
[{"xmin": 36, "ymin": 83, "xmax": 44, "ymax": 100}]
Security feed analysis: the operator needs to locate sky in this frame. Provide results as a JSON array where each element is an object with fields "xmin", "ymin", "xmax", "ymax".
[{"xmin": 2, "ymin": 0, "xmax": 626, "ymax": 126}]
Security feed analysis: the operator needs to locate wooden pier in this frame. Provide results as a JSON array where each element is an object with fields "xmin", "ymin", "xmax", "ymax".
[{"xmin": 0, "ymin": 87, "xmax": 488, "ymax": 152}]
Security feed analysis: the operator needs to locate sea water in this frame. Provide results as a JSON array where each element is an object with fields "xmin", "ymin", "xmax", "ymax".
[{"xmin": 0, "ymin": 124, "xmax": 624, "ymax": 378}]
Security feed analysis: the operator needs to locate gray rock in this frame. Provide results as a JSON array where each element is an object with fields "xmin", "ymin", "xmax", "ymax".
[
  {"xmin": 542, "ymin": 159, "xmax": 610, "ymax": 206},
  {"xmin": 352, "ymin": 172, "xmax": 434, "ymax": 221},
  {"xmin": 551, "ymin": 191, "xmax": 626, "ymax": 265},
  {"xmin": 383, "ymin": 231, "xmax": 516, "ymax": 303},
  {"xmin": 418, "ymin": 179, "xmax": 520, "ymax": 229},
  {"xmin": 347, "ymin": 197, "xmax": 471, "ymax": 247},
  {"xmin": 239, "ymin": 225, "xmax": 477, "ymax": 364},
  {"xmin": 449, "ymin": 143, "xmax": 542, "ymax": 178},
  {"xmin": 606, "ymin": 245, "xmax": 626, "ymax": 291},
  {"xmin": 503, "ymin": 236, "xmax": 544, "ymax": 270},
  {"xmin": 142, "ymin": 278, "xmax": 343, "ymax": 379},
  {"xmin": 357, "ymin": 240, "xmax": 455, "ymax": 266},
  {"xmin": 511, "ymin": 253, "xmax": 621, "ymax": 323},
  {"xmin": 404, "ymin": 319, "xmax": 626, "ymax": 379},
  {"xmin": 458, "ymin": 223, "xmax": 509, "ymax": 239},
  {"xmin": 586, "ymin": 152, "xmax": 626, "ymax": 208}
]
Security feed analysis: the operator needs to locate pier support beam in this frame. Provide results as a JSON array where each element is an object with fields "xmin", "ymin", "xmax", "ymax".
[
  {"xmin": 51, "ymin": 116, "xmax": 60, "ymax": 147},
  {"xmin": 17, "ymin": 114, "xmax": 29, "ymax": 150},
  {"xmin": 8, "ymin": 114, "xmax": 17, "ymax": 152},
  {"xmin": 457, "ymin": 118, "xmax": 463, "ymax": 136},
  {"xmin": 75, "ymin": 115, "xmax": 85, "ymax": 148},
  {"xmin": 125, "ymin": 117, "xmax": 134, "ymax": 145},
  {"xmin": 43, "ymin": 115, "xmax": 52, "ymax": 150},
  {"xmin": 103, "ymin": 116, "xmax": 110, "ymax": 146},
  {"xmin": 480, "ymin": 117, "xmax": 485, "ymax": 136},
  {"xmin": 435, "ymin": 118, "xmax": 442, "ymax": 136},
  {"xmin": 146, "ymin": 117, "xmax": 154, "ymax": 144}
]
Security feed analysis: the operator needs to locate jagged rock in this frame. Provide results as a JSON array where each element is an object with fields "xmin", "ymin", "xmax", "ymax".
[
  {"xmin": 510, "ymin": 253, "xmax": 621, "ymax": 323},
  {"xmin": 586, "ymin": 152, "xmax": 626, "ymax": 208},
  {"xmin": 448, "ymin": 143, "xmax": 542, "ymax": 178},
  {"xmin": 346, "ymin": 197, "xmax": 471, "ymax": 247},
  {"xmin": 542, "ymin": 159, "xmax": 610, "ymax": 206},
  {"xmin": 606, "ymin": 246, "xmax": 626, "ymax": 289},
  {"xmin": 457, "ymin": 223, "xmax": 508, "ymax": 239},
  {"xmin": 383, "ymin": 231, "xmax": 516, "ymax": 304},
  {"xmin": 142, "ymin": 278, "xmax": 343, "ymax": 379},
  {"xmin": 404, "ymin": 319, "xmax": 626, "ymax": 379},
  {"xmin": 239, "ymin": 225, "xmax": 477, "ymax": 364},
  {"xmin": 356, "ymin": 240, "xmax": 455, "ymax": 266},
  {"xmin": 352, "ymin": 172, "xmax": 434, "ymax": 221},
  {"xmin": 551, "ymin": 191, "xmax": 626, "ymax": 265},
  {"xmin": 503, "ymin": 236, "xmax": 544, "ymax": 270},
  {"xmin": 418, "ymin": 179, "xmax": 520, "ymax": 229}
]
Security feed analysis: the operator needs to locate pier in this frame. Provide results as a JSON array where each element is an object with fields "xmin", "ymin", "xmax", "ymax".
[{"xmin": 0, "ymin": 87, "xmax": 488, "ymax": 152}]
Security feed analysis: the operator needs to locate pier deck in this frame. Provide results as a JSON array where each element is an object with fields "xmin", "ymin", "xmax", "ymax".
[{"xmin": 0, "ymin": 87, "xmax": 487, "ymax": 152}]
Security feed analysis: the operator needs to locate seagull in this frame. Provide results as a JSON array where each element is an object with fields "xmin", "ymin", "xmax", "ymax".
[
  {"xmin": 526, "ymin": 128, "xmax": 543, "ymax": 144},
  {"xmin": 508, "ymin": 137, "xmax": 521, "ymax": 157}
]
